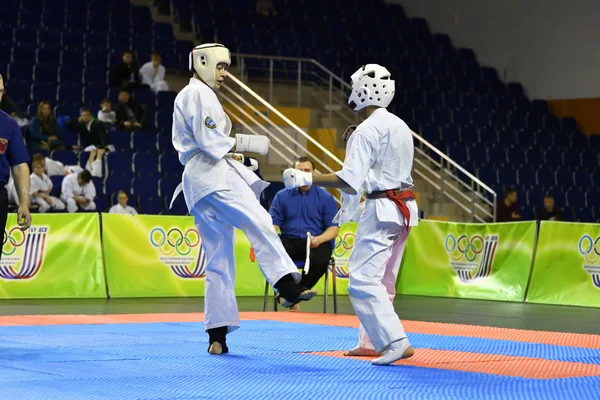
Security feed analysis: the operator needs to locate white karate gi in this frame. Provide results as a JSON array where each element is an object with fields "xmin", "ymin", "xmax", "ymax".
[
  {"xmin": 30, "ymin": 173, "xmax": 65, "ymax": 213},
  {"xmin": 60, "ymin": 174, "xmax": 97, "ymax": 213},
  {"xmin": 336, "ymin": 108, "xmax": 418, "ymax": 353},
  {"xmin": 140, "ymin": 62, "xmax": 169, "ymax": 94},
  {"xmin": 171, "ymin": 78, "xmax": 300, "ymax": 332},
  {"xmin": 109, "ymin": 204, "xmax": 138, "ymax": 215}
]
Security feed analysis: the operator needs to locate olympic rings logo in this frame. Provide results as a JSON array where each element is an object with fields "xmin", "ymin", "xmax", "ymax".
[
  {"xmin": 2, "ymin": 227, "xmax": 26, "ymax": 256},
  {"xmin": 445, "ymin": 234, "xmax": 484, "ymax": 262},
  {"xmin": 579, "ymin": 235, "xmax": 600, "ymax": 265},
  {"xmin": 150, "ymin": 228, "xmax": 200, "ymax": 256},
  {"xmin": 333, "ymin": 232, "xmax": 355, "ymax": 258}
]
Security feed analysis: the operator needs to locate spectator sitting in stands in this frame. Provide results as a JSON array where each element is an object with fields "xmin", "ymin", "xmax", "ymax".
[
  {"xmin": 97, "ymin": 98, "xmax": 117, "ymax": 129},
  {"xmin": 536, "ymin": 194, "xmax": 563, "ymax": 221},
  {"xmin": 496, "ymin": 188, "xmax": 522, "ymax": 222},
  {"xmin": 140, "ymin": 52, "xmax": 170, "ymax": 94},
  {"xmin": 109, "ymin": 50, "xmax": 142, "ymax": 89},
  {"xmin": 68, "ymin": 108, "xmax": 113, "ymax": 177},
  {"xmin": 28, "ymin": 101, "xmax": 63, "ymax": 152},
  {"xmin": 115, "ymin": 89, "xmax": 147, "ymax": 131},
  {"xmin": 60, "ymin": 170, "xmax": 96, "ymax": 213},
  {"xmin": 30, "ymin": 158, "xmax": 66, "ymax": 213},
  {"xmin": 109, "ymin": 190, "xmax": 138, "ymax": 215}
]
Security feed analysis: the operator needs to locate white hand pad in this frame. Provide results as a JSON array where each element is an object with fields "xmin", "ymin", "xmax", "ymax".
[
  {"xmin": 235, "ymin": 134, "xmax": 270, "ymax": 155},
  {"xmin": 283, "ymin": 168, "xmax": 313, "ymax": 189}
]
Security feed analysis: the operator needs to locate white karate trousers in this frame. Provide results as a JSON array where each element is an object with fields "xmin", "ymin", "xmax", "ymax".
[
  {"xmin": 347, "ymin": 200, "xmax": 410, "ymax": 352},
  {"xmin": 190, "ymin": 172, "xmax": 300, "ymax": 333}
]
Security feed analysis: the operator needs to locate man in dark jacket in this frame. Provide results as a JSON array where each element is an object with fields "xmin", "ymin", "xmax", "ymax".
[
  {"xmin": 115, "ymin": 89, "xmax": 147, "ymax": 131},
  {"xmin": 109, "ymin": 50, "xmax": 141, "ymax": 89}
]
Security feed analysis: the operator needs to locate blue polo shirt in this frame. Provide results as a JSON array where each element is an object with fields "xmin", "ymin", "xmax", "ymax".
[
  {"xmin": 269, "ymin": 186, "xmax": 339, "ymax": 239},
  {"xmin": 0, "ymin": 110, "xmax": 30, "ymax": 185}
]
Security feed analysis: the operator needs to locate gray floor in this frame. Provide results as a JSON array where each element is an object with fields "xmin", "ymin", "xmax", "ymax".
[{"xmin": 1, "ymin": 295, "xmax": 600, "ymax": 335}]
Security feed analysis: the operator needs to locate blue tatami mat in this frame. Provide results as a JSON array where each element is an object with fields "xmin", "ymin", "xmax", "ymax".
[{"xmin": 1, "ymin": 320, "xmax": 599, "ymax": 399}]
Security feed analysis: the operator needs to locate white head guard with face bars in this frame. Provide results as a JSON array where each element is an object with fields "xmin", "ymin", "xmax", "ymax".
[
  {"xmin": 347, "ymin": 64, "xmax": 395, "ymax": 111},
  {"xmin": 188, "ymin": 43, "xmax": 231, "ymax": 89}
]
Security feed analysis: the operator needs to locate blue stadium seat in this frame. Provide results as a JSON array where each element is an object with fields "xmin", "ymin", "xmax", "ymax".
[
  {"xmin": 132, "ymin": 177, "xmax": 159, "ymax": 198},
  {"xmin": 60, "ymin": 49, "xmax": 83, "ymax": 68},
  {"xmin": 36, "ymin": 48, "xmax": 60, "ymax": 66},
  {"xmin": 133, "ymin": 153, "xmax": 159, "ymax": 177},
  {"xmin": 261, "ymin": 181, "xmax": 285, "ymax": 210},
  {"xmin": 574, "ymin": 170, "xmax": 590, "ymax": 187},
  {"xmin": 0, "ymin": 27, "xmax": 13, "ymax": 42},
  {"xmin": 95, "ymin": 195, "xmax": 109, "ymax": 212},
  {"xmin": 31, "ymin": 83, "xmax": 56, "ymax": 102},
  {"xmin": 536, "ymin": 170, "xmax": 556, "ymax": 187},
  {"xmin": 531, "ymin": 100, "xmax": 549, "ymax": 115},
  {"xmin": 476, "ymin": 168, "xmax": 497, "ymax": 187},
  {"xmin": 49, "ymin": 176, "xmax": 64, "ymax": 197},
  {"xmin": 154, "ymin": 111, "xmax": 173, "ymax": 130},
  {"xmin": 563, "ymin": 149, "xmax": 581, "ymax": 167},
  {"xmin": 517, "ymin": 168, "xmax": 537, "ymax": 187},
  {"xmin": 8, "ymin": 63, "xmax": 33, "ymax": 84},
  {"xmin": 83, "ymin": 87, "xmax": 106, "ymax": 106},
  {"xmin": 420, "ymin": 125, "xmax": 440, "ymax": 142},
  {"xmin": 467, "ymin": 146, "xmax": 488, "ymax": 167},
  {"xmin": 159, "ymin": 152, "xmax": 181, "ymax": 175},
  {"xmin": 43, "ymin": 13, "xmax": 66, "ymax": 31},
  {"xmin": 571, "ymin": 133, "xmax": 589, "ymax": 149},
  {"xmin": 57, "ymin": 85, "xmax": 82, "ymax": 104},
  {"xmin": 89, "ymin": 18, "xmax": 110, "ymax": 33},
  {"xmin": 582, "ymin": 150, "xmax": 599, "ymax": 168},
  {"xmin": 19, "ymin": 11, "xmax": 42, "ymax": 28},
  {"xmin": 505, "ymin": 147, "xmax": 526, "ymax": 165},
  {"xmin": 560, "ymin": 117, "xmax": 578, "ymax": 131},
  {"xmin": 585, "ymin": 188, "xmax": 600, "ymax": 209},
  {"xmin": 157, "ymin": 91, "xmax": 177, "ymax": 109},
  {"xmin": 61, "ymin": 32, "xmax": 81, "ymax": 49},
  {"xmin": 544, "ymin": 149, "xmax": 562, "ymax": 165},
  {"xmin": 33, "ymin": 65, "xmax": 56, "ymax": 84},
  {"xmin": 84, "ymin": 51, "xmax": 108, "ymax": 68},
  {"xmin": 58, "ymin": 66, "xmax": 82, "ymax": 85},
  {"xmin": 555, "ymin": 169, "xmax": 574, "ymax": 188},
  {"xmin": 138, "ymin": 196, "xmax": 163, "ymax": 214},
  {"xmin": 566, "ymin": 189, "xmax": 586, "ymax": 208},
  {"xmin": 107, "ymin": 131, "xmax": 131, "ymax": 152},
  {"xmin": 157, "ymin": 134, "xmax": 174, "ymax": 153},
  {"xmin": 65, "ymin": 14, "xmax": 86, "ymax": 33},
  {"xmin": 11, "ymin": 46, "xmax": 36, "ymax": 65},
  {"xmin": 51, "ymin": 150, "xmax": 78, "ymax": 166},
  {"xmin": 54, "ymin": 104, "xmax": 79, "ymax": 119},
  {"xmin": 83, "ymin": 68, "xmax": 107, "ymax": 86},
  {"xmin": 525, "ymin": 148, "xmax": 544, "ymax": 165},
  {"xmin": 131, "ymin": 132, "xmax": 157, "ymax": 153},
  {"xmin": 452, "ymin": 109, "xmax": 471, "ymax": 126},
  {"xmin": 105, "ymin": 175, "xmax": 133, "ymax": 195},
  {"xmin": 497, "ymin": 167, "xmax": 517, "ymax": 186},
  {"xmin": 133, "ymin": 87, "xmax": 155, "ymax": 106},
  {"xmin": 106, "ymin": 152, "xmax": 133, "ymax": 175},
  {"xmin": 158, "ymin": 178, "xmax": 178, "ymax": 197}
]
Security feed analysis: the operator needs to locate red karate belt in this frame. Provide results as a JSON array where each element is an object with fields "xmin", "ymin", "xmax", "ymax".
[{"xmin": 366, "ymin": 189, "xmax": 415, "ymax": 229}]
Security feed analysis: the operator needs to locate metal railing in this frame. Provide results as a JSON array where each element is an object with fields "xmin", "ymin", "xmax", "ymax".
[
  {"xmin": 232, "ymin": 53, "xmax": 358, "ymax": 128},
  {"xmin": 219, "ymin": 56, "xmax": 496, "ymax": 222}
]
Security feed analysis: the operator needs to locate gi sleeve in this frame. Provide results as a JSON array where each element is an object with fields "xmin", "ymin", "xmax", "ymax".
[
  {"xmin": 29, "ymin": 175, "xmax": 40, "ymax": 195},
  {"xmin": 61, "ymin": 176, "xmax": 74, "ymax": 199},
  {"xmin": 335, "ymin": 130, "xmax": 378, "ymax": 194},
  {"xmin": 269, "ymin": 191, "xmax": 285, "ymax": 227},
  {"xmin": 184, "ymin": 91, "xmax": 235, "ymax": 160},
  {"xmin": 130, "ymin": 206, "xmax": 138, "ymax": 215},
  {"xmin": 322, "ymin": 191, "xmax": 340, "ymax": 227},
  {"xmin": 84, "ymin": 181, "xmax": 97, "ymax": 201}
]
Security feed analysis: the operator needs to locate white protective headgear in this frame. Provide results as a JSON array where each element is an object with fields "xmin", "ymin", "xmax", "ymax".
[
  {"xmin": 347, "ymin": 64, "xmax": 395, "ymax": 111},
  {"xmin": 188, "ymin": 43, "xmax": 231, "ymax": 89}
]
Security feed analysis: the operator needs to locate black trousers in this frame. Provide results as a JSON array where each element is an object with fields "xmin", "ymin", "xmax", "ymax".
[
  {"xmin": 0, "ymin": 187, "xmax": 8, "ymax": 262},
  {"xmin": 280, "ymin": 236, "xmax": 332, "ymax": 289}
]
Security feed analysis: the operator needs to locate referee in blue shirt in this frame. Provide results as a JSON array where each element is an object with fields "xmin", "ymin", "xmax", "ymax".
[
  {"xmin": 0, "ymin": 74, "xmax": 32, "ymax": 248},
  {"xmin": 270, "ymin": 157, "xmax": 339, "ymax": 294}
]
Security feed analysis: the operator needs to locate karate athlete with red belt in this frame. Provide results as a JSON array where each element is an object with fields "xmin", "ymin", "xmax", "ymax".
[{"xmin": 283, "ymin": 64, "xmax": 418, "ymax": 366}]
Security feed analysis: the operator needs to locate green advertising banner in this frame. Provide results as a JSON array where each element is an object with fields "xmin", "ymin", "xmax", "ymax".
[
  {"xmin": 0, "ymin": 213, "xmax": 105, "ymax": 299},
  {"xmin": 102, "ymin": 214, "xmax": 269, "ymax": 297},
  {"xmin": 526, "ymin": 221, "xmax": 600, "ymax": 307},
  {"xmin": 398, "ymin": 220, "xmax": 537, "ymax": 301}
]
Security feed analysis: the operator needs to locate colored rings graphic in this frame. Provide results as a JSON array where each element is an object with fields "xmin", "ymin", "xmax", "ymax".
[
  {"xmin": 333, "ymin": 232, "xmax": 355, "ymax": 258},
  {"xmin": 579, "ymin": 235, "xmax": 600, "ymax": 264},
  {"xmin": 150, "ymin": 228, "xmax": 200, "ymax": 256},
  {"xmin": 445, "ymin": 234, "xmax": 484, "ymax": 262},
  {"xmin": 2, "ymin": 227, "xmax": 26, "ymax": 256}
]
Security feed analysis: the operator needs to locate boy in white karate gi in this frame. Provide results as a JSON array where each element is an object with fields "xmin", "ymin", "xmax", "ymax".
[
  {"xmin": 284, "ymin": 64, "xmax": 418, "ymax": 366},
  {"xmin": 170, "ymin": 43, "xmax": 316, "ymax": 355},
  {"xmin": 30, "ymin": 158, "xmax": 66, "ymax": 213}
]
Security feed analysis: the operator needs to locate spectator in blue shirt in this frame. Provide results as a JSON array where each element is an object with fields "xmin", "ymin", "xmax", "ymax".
[
  {"xmin": 269, "ymin": 157, "xmax": 339, "ymax": 305},
  {"xmin": 0, "ymin": 74, "xmax": 32, "ymax": 245}
]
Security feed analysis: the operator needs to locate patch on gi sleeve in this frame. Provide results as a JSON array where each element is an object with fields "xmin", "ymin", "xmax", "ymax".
[{"xmin": 204, "ymin": 116, "xmax": 217, "ymax": 130}]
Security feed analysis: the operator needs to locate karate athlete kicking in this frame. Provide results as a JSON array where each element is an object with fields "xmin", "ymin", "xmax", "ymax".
[
  {"xmin": 283, "ymin": 64, "xmax": 417, "ymax": 366},
  {"xmin": 171, "ymin": 43, "xmax": 317, "ymax": 355}
]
